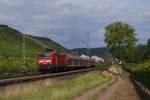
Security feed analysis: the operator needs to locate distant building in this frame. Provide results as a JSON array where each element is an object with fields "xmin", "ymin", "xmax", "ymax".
[
  {"xmin": 80, "ymin": 55, "xmax": 90, "ymax": 59},
  {"xmin": 91, "ymin": 56, "xmax": 104, "ymax": 63},
  {"xmin": 80, "ymin": 55, "xmax": 87, "ymax": 58}
]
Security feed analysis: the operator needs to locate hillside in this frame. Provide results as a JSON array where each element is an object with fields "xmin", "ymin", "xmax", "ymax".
[
  {"xmin": 31, "ymin": 36, "xmax": 67, "ymax": 53},
  {"xmin": 72, "ymin": 47, "xmax": 107, "ymax": 58},
  {"xmin": 0, "ymin": 25, "xmax": 67, "ymax": 78}
]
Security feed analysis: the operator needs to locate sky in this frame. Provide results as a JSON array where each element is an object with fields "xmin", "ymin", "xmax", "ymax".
[{"xmin": 0, "ymin": 0, "xmax": 150, "ymax": 49}]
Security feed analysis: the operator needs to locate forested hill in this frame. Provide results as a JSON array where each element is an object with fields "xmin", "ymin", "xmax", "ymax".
[
  {"xmin": 0, "ymin": 24, "xmax": 67, "ymax": 77},
  {"xmin": 72, "ymin": 47, "xmax": 107, "ymax": 58},
  {"xmin": 0, "ymin": 25, "xmax": 67, "ymax": 54}
]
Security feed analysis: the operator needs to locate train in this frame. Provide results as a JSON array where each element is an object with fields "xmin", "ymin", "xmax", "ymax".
[{"xmin": 37, "ymin": 49, "xmax": 95, "ymax": 72}]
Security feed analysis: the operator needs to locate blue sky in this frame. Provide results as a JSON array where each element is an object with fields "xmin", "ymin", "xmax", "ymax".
[{"xmin": 0, "ymin": 0, "xmax": 150, "ymax": 49}]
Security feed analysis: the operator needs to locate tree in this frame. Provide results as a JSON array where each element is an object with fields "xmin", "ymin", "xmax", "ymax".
[
  {"xmin": 104, "ymin": 21, "xmax": 137, "ymax": 63},
  {"xmin": 129, "ymin": 44, "xmax": 146, "ymax": 63},
  {"xmin": 145, "ymin": 39, "xmax": 150, "ymax": 59}
]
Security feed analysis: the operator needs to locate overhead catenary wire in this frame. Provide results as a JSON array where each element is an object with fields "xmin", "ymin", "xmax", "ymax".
[{"xmin": 85, "ymin": 33, "xmax": 90, "ymax": 57}]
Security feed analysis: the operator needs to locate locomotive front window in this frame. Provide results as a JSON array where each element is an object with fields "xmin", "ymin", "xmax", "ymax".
[{"xmin": 38, "ymin": 53, "xmax": 51, "ymax": 58}]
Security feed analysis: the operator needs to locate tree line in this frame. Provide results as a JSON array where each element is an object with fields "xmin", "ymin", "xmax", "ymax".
[
  {"xmin": 104, "ymin": 21, "xmax": 150, "ymax": 63},
  {"xmin": 130, "ymin": 39, "xmax": 150, "ymax": 63}
]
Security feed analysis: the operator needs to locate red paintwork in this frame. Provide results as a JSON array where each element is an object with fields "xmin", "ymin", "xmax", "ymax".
[{"xmin": 37, "ymin": 51, "xmax": 95, "ymax": 70}]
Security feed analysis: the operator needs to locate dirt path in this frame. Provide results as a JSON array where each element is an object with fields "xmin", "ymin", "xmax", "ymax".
[
  {"xmin": 109, "ymin": 76, "xmax": 141, "ymax": 100},
  {"xmin": 96, "ymin": 76, "xmax": 123, "ymax": 100},
  {"xmin": 98, "ymin": 76, "xmax": 144, "ymax": 100},
  {"xmin": 74, "ymin": 77, "xmax": 117, "ymax": 100},
  {"xmin": 74, "ymin": 75, "xmax": 145, "ymax": 100},
  {"xmin": 74, "ymin": 66, "xmax": 150, "ymax": 100}
]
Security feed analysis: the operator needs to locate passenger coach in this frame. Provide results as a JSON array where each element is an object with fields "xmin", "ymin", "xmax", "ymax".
[{"xmin": 37, "ymin": 49, "xmax": 95, "ymax": 72}]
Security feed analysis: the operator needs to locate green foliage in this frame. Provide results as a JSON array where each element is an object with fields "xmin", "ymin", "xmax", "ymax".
[
  {"xmin": 127, "ymin": 39, "xmax": 150, "ymax": 63},
  {"xmin": 0, "ymin": 25, "xmax": 66, "ymax": 78},
  {"xmin": 145, "ymin": 39, "xmax": 150, "ymax": 59},
  {"xmin": 124, "ymin": 63, "xmax": 150, "ymax": 89},
  {"xmin": 126, "ymin": 44, "xmax": 146, "ymax": 63},
  {"xmin": 104, "ymin": 21, "xmax": 137, "ymax": 62},
  {"xmin": 96, "ymin": 63, "xmax": 109, "ymax": 68}
]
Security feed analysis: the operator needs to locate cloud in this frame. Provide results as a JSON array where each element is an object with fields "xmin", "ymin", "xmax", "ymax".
[{"xmin": 0, "ymin": 0, "xmax": 150, "ymax": 48}]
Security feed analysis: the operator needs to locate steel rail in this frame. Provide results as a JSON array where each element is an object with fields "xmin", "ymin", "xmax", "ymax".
[{"xmin": 0, "ymin": 67, "xmax": 108, "ymax": 87}]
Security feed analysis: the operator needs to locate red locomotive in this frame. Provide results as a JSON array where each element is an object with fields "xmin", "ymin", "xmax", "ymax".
[{"xmin": 37, "ymin": 49, "xmax": 95, "ymax": 72}]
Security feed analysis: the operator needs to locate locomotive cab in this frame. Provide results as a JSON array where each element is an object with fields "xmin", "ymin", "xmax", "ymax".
[
  {"xmin": 38, "ymin": 53, "xmax": 51, "ymax": 65},
  {"xmin": 37, "ymin": 50, "xmax": 55, "ymax": 72}
]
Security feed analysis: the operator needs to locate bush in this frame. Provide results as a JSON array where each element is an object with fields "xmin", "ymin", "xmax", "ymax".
[
  {"xmin": 124, "ymin": 63, "xmax": 150, "ymax": 89},
  {"xmin": 0, "ymin": 56, "xmax": 37, "ymax": 78}
]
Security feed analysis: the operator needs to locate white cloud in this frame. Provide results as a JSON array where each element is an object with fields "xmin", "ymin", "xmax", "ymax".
[{"xmin": 0, "ymin": 0, "xmax": 150, "ymax": 48}]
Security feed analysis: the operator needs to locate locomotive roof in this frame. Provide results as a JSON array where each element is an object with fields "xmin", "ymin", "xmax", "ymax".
[{"xmin": 67, "ymin": 55, "xmax": 91, "ymax": 61}]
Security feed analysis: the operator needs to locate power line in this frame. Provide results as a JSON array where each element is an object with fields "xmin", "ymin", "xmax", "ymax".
[
  {"xmin": 22, "ymin": 33, "xmax": 26, "ymax": 71},
  {"xmin": 85, "ymin": 33, "xmax": 90, "ymax": 56}
]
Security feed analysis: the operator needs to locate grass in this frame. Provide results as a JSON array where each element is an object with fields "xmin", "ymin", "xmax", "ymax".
[
  {"xmin": 96, "ymin": 63, "xmax": 110, "ymax": 68},
  {"xmin": 0, "ymin": 72, "xmax": 113, "ymax": 100},
  {"xmin": 89, "ymin": 77, "xmax": 116, "ymax": 100},
  {"xmin": 123, "ymin": 62, "xmax": 150, "ymax": 89}
]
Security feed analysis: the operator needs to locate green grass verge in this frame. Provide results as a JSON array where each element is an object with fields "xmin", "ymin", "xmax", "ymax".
[
  {"xmin": 123, "ymin": 63, "xmax": 150, "ymax": 89},
  {"xmin": 96, "ymin": 63, "xmax": 110, "ymax": 68},
  {"xmin": 0, "ymin": 72, "xmax": 112, "ymax": 100}
]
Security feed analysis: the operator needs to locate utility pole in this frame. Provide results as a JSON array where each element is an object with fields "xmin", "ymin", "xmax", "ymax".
[
  {"xmin": 22, "ymin": 33, "xmax": 27, "ymax": 73},
  {"xmin": 10, "ymin": 24, "xmax": 27, "ymax": 73},
  {"xmin": 107, "ymin": 45, "xmax": 109, "ymax": 63},
  {"xmin": 85, "ymin": 33, "xmax": 90, "ymax": 57}
]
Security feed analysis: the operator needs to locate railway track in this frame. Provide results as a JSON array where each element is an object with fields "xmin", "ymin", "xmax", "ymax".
[{"xmin": 0, "ymin": 67, "xmax": 108, "ymax": 87}]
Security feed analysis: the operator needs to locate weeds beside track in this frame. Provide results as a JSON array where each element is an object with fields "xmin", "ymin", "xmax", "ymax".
[
  {"xmin": 0, "ymin": 67, "xmax": 109, "ymax": 87},
  {"xmin": 0, "ymin": 70, "xmax": 112, "ymax": 100}
]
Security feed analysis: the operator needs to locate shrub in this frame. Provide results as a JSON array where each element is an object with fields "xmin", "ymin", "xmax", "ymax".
[{"xmin": 124, "ymin": 63, "xmax": 150, "ymax": 89}]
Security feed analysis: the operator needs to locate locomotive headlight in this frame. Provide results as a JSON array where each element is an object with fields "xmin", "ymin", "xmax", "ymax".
[
  {"xmin": 46, "ymin": 60, "xmax": 51, "ymax": 63},
  {"xmin": 39, "ymin": 60, "xmax": 44, "ymax": 63}
]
